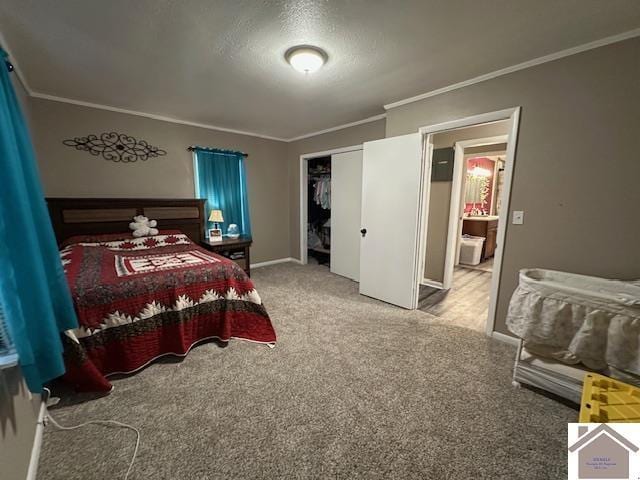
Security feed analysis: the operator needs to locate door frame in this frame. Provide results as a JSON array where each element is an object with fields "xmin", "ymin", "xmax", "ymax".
[
  {"xmin": 445, "ymin": 135, "xmax": 508, "ymax": 289},
  {"xmin": 416, "ymin": 140, "xmax": 435, "ymax": 289},
  {"xmin": 299, "ymin": 144, "xmax": 362, "ymax": 264},
  {"xmin": 417, "ymin": 107, "xmax": 521, "ymax": 336}
]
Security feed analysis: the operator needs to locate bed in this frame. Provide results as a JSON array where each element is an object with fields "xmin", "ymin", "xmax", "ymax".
[{"xmin": 47, "ymin": 198, "xmax": 276, "ymax": 392}]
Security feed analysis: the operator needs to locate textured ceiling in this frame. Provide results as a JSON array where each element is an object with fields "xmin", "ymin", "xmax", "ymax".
[{"xmin": 1, "ymin": 0, "xmax": 639, "ymax": 139}]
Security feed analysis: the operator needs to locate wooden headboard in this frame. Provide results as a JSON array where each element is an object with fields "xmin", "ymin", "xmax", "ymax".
[{"xmin": 46, "ymin": 198, "xmax": 206, "ymax": 245}]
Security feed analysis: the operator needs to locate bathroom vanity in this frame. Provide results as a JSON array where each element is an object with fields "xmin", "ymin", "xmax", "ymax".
[{"xmin": 462, "ymin": 216, "xmax": 498, "ymax": 260}]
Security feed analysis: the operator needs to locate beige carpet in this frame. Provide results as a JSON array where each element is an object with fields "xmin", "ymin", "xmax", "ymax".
[{"xmin": 39, "ymin": 263, "xmax": 576, "ymax": 479}]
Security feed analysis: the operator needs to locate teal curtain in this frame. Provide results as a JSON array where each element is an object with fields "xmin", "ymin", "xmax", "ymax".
[
  {"xmin": 0, "ymin": 49, "xmax": 78, "ymax": 392},
  {"xmin": 194, "ymin": 148, "xmax": 252, "ymax": 237}
]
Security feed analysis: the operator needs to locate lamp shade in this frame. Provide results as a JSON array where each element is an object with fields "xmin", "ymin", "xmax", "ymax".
[{"xmin": 208, "ymin": 209, "xmax": 224, "ymax": 222}]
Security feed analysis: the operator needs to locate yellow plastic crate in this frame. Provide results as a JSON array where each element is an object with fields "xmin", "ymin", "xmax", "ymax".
[{"xmin": 579, "ymin": 373, "xmax": 640, "ymax": 423}]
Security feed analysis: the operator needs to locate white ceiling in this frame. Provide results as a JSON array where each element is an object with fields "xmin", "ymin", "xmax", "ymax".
[{"xmin": 1, "ymin": 0, "xmax": 639, "ymax": 140}]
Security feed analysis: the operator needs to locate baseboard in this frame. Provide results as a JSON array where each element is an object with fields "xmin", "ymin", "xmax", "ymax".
[
  {"xmin": 420, "ymin": 278, "xmax": 444, "ymax": 289},
  {"xmin": 26, "ymin": 394, "xmax": 47, "ymax": 480},
  {"xmin": 490, "ymin": 331, "xmax": 519, "ymax": 347},
  {"xmin": 250, "ymin": 257, "xmax": 300, "ymax": 269}
]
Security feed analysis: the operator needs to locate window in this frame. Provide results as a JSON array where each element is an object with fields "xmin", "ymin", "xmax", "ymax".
[
  {"xmin": 0, "ymin": 304, "xmax": 18, "ymax": 368},
  {"xmin": 192, "ymin": 147, "xmax": 252, "ymax": 237}
]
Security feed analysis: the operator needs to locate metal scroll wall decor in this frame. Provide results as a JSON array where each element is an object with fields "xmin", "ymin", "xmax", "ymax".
[{"xmin": 63, "ymin": 132, "xmax": 167, "ymax": 163}]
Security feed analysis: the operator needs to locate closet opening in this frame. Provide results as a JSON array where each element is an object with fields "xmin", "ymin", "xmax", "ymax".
[
  {"xmin": 307, "ymin": 156, "xmax": 331, "ymax": 266},
  {"xmin": 299, "ymin": 145, "xmax": 363, "ymax": 282},
  {"xmin": 414, "ymin": 108, "xmax": 520, "ymax": 336}
]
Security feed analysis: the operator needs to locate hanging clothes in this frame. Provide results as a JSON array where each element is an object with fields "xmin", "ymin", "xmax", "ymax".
[{"xmin": 312, "ymin": 176, "xmax": 331, "ymax": 209}]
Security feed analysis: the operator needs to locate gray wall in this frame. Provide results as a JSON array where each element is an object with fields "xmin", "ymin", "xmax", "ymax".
[
  {"xmin": 287, "ymin": 120, "xmax": 386, "ymax": 260},
  {"xmin": 387, "ymin": 37, "xmax": 640, "ymax": 334},
  {"xmin": 29, "ymin": 98, "xmax": 290, "ymax": 264},
  {"xmin": 424, "ymin": 121, "xmax": 510, "ymax": 282},
  {"xmin": 0, "ymin": 367, "xmax": 39, "ymax": 480},
  {"xmin": 13, "ymin": 36, "xmax": 640, "ymax": 339},
  {"xmin": 1, "ymin": 74, "xmax": 39, "ymax": 480}
]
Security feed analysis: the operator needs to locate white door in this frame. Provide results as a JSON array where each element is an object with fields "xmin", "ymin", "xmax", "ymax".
[
  {"xmin": 330, "ymin": 150, "xmax": 363, "ymax": 281},
  {"xmin": 359, "ymin": 133, "xmax": 426, "ymax": 309}
]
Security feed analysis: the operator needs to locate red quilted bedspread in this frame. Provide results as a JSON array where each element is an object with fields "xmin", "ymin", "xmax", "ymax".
[{"xmin": 59, "ymin": 231, "xmax": 276, "ymax": 392}]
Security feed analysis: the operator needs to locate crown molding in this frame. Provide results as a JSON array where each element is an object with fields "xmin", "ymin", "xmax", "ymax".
[
  {"xmin": 29, "ymin": 92, "xmax": 289, "ymax": 142},
  {"xmin": 6, "ymin": 26, "xmax": 639, "ymax": 142},
  {"xmin": 29, "ymin": 92, "xmax": 386, "ymax": 143},
  {"xmin": 384, "ymin": 27, "xmax": 640, "ymax": 111},
  {"xmin": 3, "ymin": 27, "xmax": 384, "ymax": 144},
  {"xmin": 3, "ymin": 27, "xmax": 298, "ymax": 141},
  {"xmin": 286, "ymin": 113, "xmax": 386, "ymax": 142}
]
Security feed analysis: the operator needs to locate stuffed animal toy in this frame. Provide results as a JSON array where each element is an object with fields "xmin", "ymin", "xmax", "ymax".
[{"xmin": 129, "ymin": 215, "xmax": 159, "ymax": 237}]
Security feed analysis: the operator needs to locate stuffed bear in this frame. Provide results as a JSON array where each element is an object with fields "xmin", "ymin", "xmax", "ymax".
[{"xmin": 129, "ymin": 215, "xmax": 159, "ymax": 237}]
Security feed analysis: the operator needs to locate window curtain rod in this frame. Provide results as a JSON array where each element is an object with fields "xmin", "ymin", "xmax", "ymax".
[{"xmin": 187, "ymin": 146, "xmax": 248, "ymax": 157}]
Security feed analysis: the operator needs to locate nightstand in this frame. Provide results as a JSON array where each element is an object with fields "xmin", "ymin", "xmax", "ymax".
[{"xmin": 201, "ymin": 236, "xmax": 252, "ymax": 277}]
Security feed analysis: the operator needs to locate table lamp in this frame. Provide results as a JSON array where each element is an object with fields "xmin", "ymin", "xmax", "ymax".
[{"xmin": 208, "ymin": 209, "xmax": 224, "ymax": 241}]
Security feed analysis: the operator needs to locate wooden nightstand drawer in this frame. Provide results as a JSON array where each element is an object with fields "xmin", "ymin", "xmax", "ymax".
[
  {"xmin": 200, "ymin": 236, "xmax": 252, "ymax": 277},
  {"xmin": 231, "ymin": 258, "xmax": 248, "ymax": 270}
]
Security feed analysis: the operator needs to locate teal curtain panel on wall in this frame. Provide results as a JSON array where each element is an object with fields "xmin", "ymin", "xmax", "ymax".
[
  {"xmin": 0, "ymin": 48, "xmax": 78, "ymax": 392},
  {"xmin": 193, "ymin": 148, "xmax": 252, "ymax": 237}
]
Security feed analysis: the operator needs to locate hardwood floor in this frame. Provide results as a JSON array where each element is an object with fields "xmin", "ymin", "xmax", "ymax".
[
  {"xmin": 461, "ymin": 257, "xmax": 493, "ymax": 273},
  {"xmin": 418, "ymin": 267, "xmax": 492, "ymax": 332}
]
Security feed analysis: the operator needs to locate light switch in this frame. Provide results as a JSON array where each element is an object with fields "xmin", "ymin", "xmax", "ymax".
[{"xmin": 512, "ymin": 211, "xmax": 524, "ymax": 225}]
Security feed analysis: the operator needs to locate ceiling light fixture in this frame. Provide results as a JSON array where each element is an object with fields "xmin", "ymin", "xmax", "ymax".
[{"xmin": 285, "ymin": 46, "xmax": 327, "ymax": 74}]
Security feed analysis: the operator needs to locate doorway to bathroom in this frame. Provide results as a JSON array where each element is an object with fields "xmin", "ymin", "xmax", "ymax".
[
  {"xmin": 451, "ymin": 135, "xmax": 508, "ymax": 276},
  {"xmin": 415, "ymin": 110, "xmax": 519, "ymax": 336}
]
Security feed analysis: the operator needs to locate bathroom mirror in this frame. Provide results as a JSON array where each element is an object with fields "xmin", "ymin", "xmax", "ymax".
[{"xmin": 465, "ymin": 158, "xmax": 494, "ymax": 215}]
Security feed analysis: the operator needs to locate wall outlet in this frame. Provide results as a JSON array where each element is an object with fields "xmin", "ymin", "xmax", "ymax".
[{"xmin": 512, "ymin": 211, "xmax": 524, "ymax": 225}]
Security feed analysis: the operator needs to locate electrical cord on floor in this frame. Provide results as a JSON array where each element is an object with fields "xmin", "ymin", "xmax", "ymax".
[{"xmin": 42, "ymin": 388, "xmax": 140, "ymax": 480}]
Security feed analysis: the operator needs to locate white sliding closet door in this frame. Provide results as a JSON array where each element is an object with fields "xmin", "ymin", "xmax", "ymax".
[
  {"xmin": 330, "ymin": 150, "xmax": 363, "ymax": 281},
  {"xmin": 359, "ymin": 134, "xmax": 426, "ymax": 309}
]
